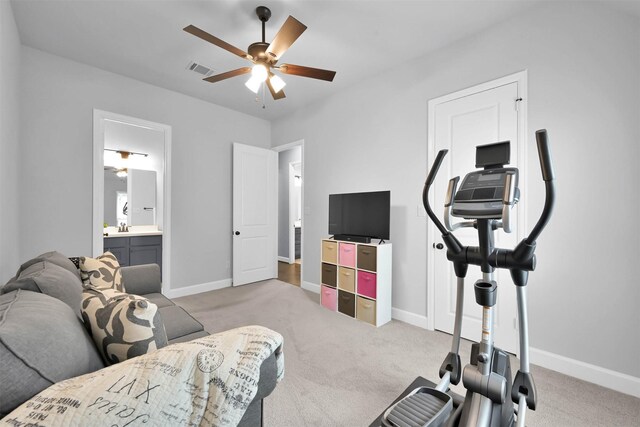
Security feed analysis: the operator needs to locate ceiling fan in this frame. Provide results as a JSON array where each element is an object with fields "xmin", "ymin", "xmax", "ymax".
[{"xmin": 184, "ymin": 5, "xmax": 336, "ymax": 100}]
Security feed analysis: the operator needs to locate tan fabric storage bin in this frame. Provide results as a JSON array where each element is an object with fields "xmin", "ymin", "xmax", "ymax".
[
  {"xmin": 356, "ymin": 296, "xmax": 376, "ymax": 325},
  {"xmin": 338, "ymin": 267, "xmax": 356, "ymax": 292},
  {"xmin": 321, "ymin": 241, "xmax": 338, "ymax": 264}
]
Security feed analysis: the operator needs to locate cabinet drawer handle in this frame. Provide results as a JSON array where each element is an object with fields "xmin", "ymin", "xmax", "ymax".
[
  {"xmin": 361, "ymin": 250, "xmax": 371, "ymax": 255},
  {"xmin": 342, "ymin": 272, "xmax": 351, "ymax": 277}
]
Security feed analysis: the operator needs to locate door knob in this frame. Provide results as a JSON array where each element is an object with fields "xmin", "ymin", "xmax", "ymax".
[
  {"xmin": 433, "ymin": 243, "xmax": 444, "ymax": 250},
  {"xmin": 234, "ymin": 231, "xmax": 240, "ymax": 236}
]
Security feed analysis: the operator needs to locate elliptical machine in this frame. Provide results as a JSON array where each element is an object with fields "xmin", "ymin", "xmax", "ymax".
[{"xmin": 380, "ymin": 129, "xmax": 556, "ymax": 427}]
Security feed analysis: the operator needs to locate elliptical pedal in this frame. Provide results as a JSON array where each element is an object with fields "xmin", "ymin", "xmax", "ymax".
[{"xmin": 382, "ymin": 387, "xmax": 453, "ymax": 427}]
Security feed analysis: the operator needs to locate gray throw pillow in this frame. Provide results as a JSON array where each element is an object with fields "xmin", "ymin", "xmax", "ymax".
[
  {"xmin": 15, "ymin": 250, "xmax": 81, "ymax": 281},
  {"xmin": 2, "ymin": 261, "xmax": 83, "ymax": 317},
  {"xmin": 0, "ymin": 290, "xmax": 104, "ymax": 417}
]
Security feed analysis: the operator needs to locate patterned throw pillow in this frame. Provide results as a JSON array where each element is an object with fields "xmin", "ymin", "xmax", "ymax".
[
  {"xmin": 79, "ymin": 251, "xmax": 124, "ymax": 292},
  {"xmin": 81, "ymin": 288, "xmax": 168, "ymax": 365}
]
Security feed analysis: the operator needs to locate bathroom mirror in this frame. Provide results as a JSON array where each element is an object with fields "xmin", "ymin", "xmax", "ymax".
[{"xmin": 103, "ymin": 168, "xmax": 157, "ymax": 227}]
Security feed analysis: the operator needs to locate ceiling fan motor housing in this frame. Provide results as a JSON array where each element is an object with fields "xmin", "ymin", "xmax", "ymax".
[{"xmin": 248, "ymin": 42, "xmax": 276, "ymax": 64}]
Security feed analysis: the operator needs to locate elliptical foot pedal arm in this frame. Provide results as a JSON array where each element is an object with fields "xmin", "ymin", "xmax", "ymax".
[{"xmin": 381, "ymin": 387, "xmax": 453, "ymax": 427}]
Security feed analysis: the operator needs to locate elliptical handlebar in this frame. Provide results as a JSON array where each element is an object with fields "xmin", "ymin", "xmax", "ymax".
[
  {"xmin": 423, "ymin": 149, "xmax": 450, "ymax": 236},
  {"xmin": 535, "ymin": 129, "xmax": 555, "ymax": 182},
  {"xmin": 524, "ymin": 129, "xmax": 556, "ymax": 245}
]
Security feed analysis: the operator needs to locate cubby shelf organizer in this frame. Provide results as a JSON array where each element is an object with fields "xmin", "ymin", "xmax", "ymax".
[{"xmin": 320, "ymin": 239, "xmax": 392, "ymax": 327}]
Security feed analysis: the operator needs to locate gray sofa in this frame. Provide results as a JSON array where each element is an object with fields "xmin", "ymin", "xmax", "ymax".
[{"xmin": 0, "ymin": 252, "xmax": 278, "ymax": 426}]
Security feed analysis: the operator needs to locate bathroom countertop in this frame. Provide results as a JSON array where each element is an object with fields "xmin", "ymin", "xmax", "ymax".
[{"xmin": 103, "ymin": 227, "xmax": 162, "ymax": 238}]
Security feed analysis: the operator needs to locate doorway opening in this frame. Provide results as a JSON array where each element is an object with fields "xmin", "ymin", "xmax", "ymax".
[
  {"xmin": 93, "ymin": 110, "xmax": 172, "ymax": 291},
  {"xmin": 275, "ymin": 141, "xmax": 303, "ymax": 287}
]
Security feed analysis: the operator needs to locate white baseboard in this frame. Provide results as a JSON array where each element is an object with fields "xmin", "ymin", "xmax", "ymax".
[
  {"xmin": 301, "ymin": 282, "xmax": 428, "ymax": 328},
  {"xmin": 165, "ymin": 278, "xmax": 231, "ymax": 299},
  {"xmin": 388, "ymin": 310, "xmax": 640, "ymax": 397},
  {"xmin": 301, "ymin": 281, "xmax": 320, "ymax": 293},
  {"xmin": 391, "ymin": 307, "xmax": 429, "ymax": 329},
  {"xmin": 277, "ymin": 256, "xmax": 293, "ymax": 264},
  {"xmin": 530, "ymin": 347, "xmax": 640, "ymax": 398},
  {"xmin": 231, "ymin": 278, "xmax": 640, "ymax": 397}
]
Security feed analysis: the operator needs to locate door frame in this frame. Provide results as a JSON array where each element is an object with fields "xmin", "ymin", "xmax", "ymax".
[
  {"xmin": 288, "ymin": 161, "xmax": 302, "ymax": 264},
  {"xmin": 92, "ymin": 109, "xmax": 172, "ymax": 293},
  {"xmin": 287, "ymin": 163, "xmax": 295, "ymax": 264},
  {"xmin": 426, "ymin": 71, "xmax": 528, "ymax": 331},
  {"xmin": 273, "ymin": 140, "xmax": 305, "ymax": 281}
]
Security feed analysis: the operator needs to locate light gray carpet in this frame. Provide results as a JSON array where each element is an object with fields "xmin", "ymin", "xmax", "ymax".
[{"xmin": 175, "ymin": 280, "xmax": 640, "ymax": 426}]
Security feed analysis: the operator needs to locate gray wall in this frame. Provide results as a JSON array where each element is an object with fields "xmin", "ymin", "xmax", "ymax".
[
  {"xmin": 272, "ymin": 3, "xmax": 640, "ymax": 377},
  {"xmin": 278, "ymin": 146, "xmax": 301, "ymax": 259},
  {"xmin": 0, "ymin": 1, "xmax": 21, "ymax": 283},
  {"xmin": 18, "ymin": 46, "xmax": 271, "ymax": 290}
]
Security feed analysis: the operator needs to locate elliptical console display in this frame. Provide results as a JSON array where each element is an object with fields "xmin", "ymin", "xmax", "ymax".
[{"xmin": 379, "ymin": 130, "xmax": 555, "ymax": 427}]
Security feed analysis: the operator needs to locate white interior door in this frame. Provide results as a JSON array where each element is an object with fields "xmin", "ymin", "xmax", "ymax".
[
  {"xmin": 430, "ymin": 79, "xmax": 525, "ymax": 354},
  {"xmin": 233, "ymin": 143, "xmax": 278, "ymax": 286},
  {"xmin": 128, "ymin": 169, "xmax": 156, "ymax": 226}
]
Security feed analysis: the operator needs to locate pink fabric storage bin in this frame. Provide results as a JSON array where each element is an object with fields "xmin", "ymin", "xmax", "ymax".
[
  {"xmin": 321, "ymin": 285, "xmax": 337, "ymax": 311},
  {"xmin": 339, "ymin": 243, "xmax": 356, "ymax": 267},
  {"xmin": 357, "ymin": 270, "xmax": 377, "ymax": 299}
]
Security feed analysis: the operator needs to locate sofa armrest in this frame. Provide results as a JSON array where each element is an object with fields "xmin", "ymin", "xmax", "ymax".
[{"xmin": 121, "ymin": 264, "xmax": 162, "ymax": 295}]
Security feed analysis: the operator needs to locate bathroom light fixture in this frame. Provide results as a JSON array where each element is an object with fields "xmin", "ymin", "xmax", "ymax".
[{"xmin": 104, "ymin": 149, "xmax": 148, "ymax": 158}]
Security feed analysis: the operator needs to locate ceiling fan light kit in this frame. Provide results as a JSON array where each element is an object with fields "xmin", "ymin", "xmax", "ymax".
[
  {"xmin": 269, "ymin": 73, "xmax": 286, "ymax": 93},
  {"xmin": 245, "ymin": 75, "xmax": 263, "ymax": 93},
  {"xmin": 251, "ymin": 63, "xmax": 269, "ymax": 82},
  {"xmin": 184, "ymin": 5, "xmax": 336, "ymax": 101}
]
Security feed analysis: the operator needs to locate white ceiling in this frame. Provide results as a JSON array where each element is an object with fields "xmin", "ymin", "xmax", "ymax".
[{"xmin": 11, "ymin": 0, "xmax": 635, "ymax": 121}]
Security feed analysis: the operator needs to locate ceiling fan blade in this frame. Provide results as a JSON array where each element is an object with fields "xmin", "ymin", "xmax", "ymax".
[
  {"xmin": 266, "ymin": 78, "xmax": 286, "ymax": 100},
  {"xmin": 184, "ymin": 25, "xmax": 250, "ymax": 59},
  {"xmin": 278, "ymin": 64, "xmax": 336, "ymax": 82},
  {"xmin": 203, "ymin": 67, "xmax": 252, "ymax": 83},
  {"xmin": 266, "ymin": 16, "xmax": 307, "ymax": 60}
]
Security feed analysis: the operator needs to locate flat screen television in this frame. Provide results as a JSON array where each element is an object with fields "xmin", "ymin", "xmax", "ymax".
[{"xmin": 329, "ymin": 191, "xmax": 390, "ymax": 241}]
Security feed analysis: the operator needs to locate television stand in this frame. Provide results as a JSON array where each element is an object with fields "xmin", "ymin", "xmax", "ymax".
[{"xmin": 333, "ymin": 234, "xmax": 371, "ymax": 243}]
